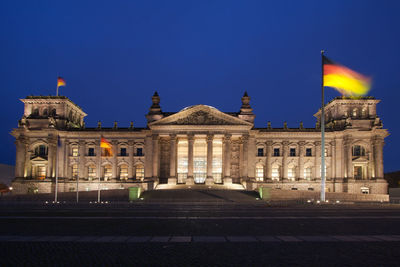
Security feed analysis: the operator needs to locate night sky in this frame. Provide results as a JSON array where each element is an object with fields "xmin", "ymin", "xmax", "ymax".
[{"xmin": 1, "ymin": 1, "xmax": 399, "ymax": 172}]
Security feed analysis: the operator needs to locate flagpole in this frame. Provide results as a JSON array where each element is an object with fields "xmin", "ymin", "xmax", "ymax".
[
  {"xmin": 320, "ymin": 50, "xmax": 326, "ymax": 202},
  {"xmin": 76, "ymin": 173, "xmax": 79, "ymax": 203},
  {"xmin": 55, "ymin": 136, "xmax": 59, "ymax": 203},
  {"xmin": 98, "ymin": 137, "xmax": 101, "ymax": 203}
]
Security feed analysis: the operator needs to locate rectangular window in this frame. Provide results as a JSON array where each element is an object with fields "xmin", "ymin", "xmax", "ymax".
[
  {"xmin": 136, "ymin": 165, "xmax": 144, "ymax": 180},
  {"xmin": 88, "ymin": 148, "xmax": 95, "ymax": 156},
  {"xmin": 324, "ymin": 148, "xmax": 328, "ymax": 157},
  {"xmin": 290, "ymin": 148, "xmax": 296, "ymax": 157},
  {"xmin": 354, "ymin": 166, "xmax": 363, "ymax": 179},
  {"xmin": 104, "ymin": 166, "xmax": 112, "ymax": 179},
  {"xmin": 256, "ymin": 166, "xmax": 264, "ymax": 181},
  {"xmin": 37, "ymin": 166, "xmax": 46, "ymax": 179},
  {"xmin": 72, "ymin": 148, "xmax": 78, "ymax": 157},
  {"xmin": 304, "ymin": 168, "xmax": 312, "ymax": 180},
  {"xmin": 120, "ymin": 165, "xmax": 128, "ymax": 179},
  {"xmin": 273, "ymin": 148, "xmax": 280, "ymax": 157},
  {"xmin": 306, "ymin": 148, "xmax": 312, "ymax": 157},
  {"xmin": 120, "ymin": 148, "xmax": 127, "ymax": 156},
  {"xmin": 288, "ymin": 168, "xmax": 295, "ymax": 180},
  {"xmin": 257, "ymin": 148, "xmax": 264, "ymax": 157},
  {"xmin": 136, "ymin": 148, "xmax": 143, "ymax": 156},
  {"xmin": 88, "ymin": 166, "xmax": 96, "ymax": 179}
]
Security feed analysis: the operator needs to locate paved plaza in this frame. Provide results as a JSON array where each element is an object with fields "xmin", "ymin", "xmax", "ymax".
[{"xmin": 1, "ymin": 189, "xmax": 400, "ymax": 266}]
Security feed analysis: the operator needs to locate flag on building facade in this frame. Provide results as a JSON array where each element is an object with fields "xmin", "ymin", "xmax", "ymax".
[
  {"xmin": 57, "ymin": 77, "xmax": 66, "ymax": 87},
  {"xmin": 100, "ymin": 137, "xmax": 112, "ymax": 156},
  {"xmin": 323, "ymin": 56, "xmax": 371, "ymax": 96}
]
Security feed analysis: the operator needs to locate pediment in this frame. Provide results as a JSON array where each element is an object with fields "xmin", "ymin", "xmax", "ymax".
[
  {"xmin": 149, "ymin": 105, "xmax": 253, "ymax": 127},
  {"xmin": 30, "ymin": 156, "xmax": 48, "ymax": 162},
  {"xmin": 352, "ymin": 156, "xmax": 369, "ymax": 163}
]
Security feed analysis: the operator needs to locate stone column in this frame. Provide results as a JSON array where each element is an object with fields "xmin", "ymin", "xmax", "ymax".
[
  {"xmin": 241, "ymin": 135, "xmax": 249, "ymax": 181},
  {"xmin": 15, "ymin": 137, "xmax": 26, "ymax": 178},
  {"xmin": 112, "ymin": 140, "xmax": 118, "ymax": 179},
  {"xmin": 186, "ymin": 134, "xmax": 194, "ymax": 185},
  {"xmin": 168, "ymin": 134, "xmax": 177, "ymax": 185},
  {"xmin": 152, "ymin": 134, "xmax": 159, "ymax": 181},
  {"xmin": 128, "ymin": 140, "xmax": 134, "ymax": 179},
  {"xmin": 24, "ymin": 141, "xmax": 31, "ymax": 178},
  {"xmin": 298, "ymin": 141, "xmax": 305, "ymax": 180},
  {"xmin": 314, "ymin": 141, "xmax": 321, "ymax": 179},
  {"xmin": 144, "ymin": 135, "xmax": 153, "ymax": 179},
  {"xmin": 282, "ymin": 141, "xmax": 289, "ymax": 180},
  {"xmin": 206, "ymin": 134, "xmax": 214, "ymax": 185},
  {"xmin": 223, "ymin": 134, "xmax": 232, "ymax": 184},
  {"xmin": 78, "ymin": 140, "xmax": 86, "ymax": 179},
  {"xmin": 266, "ymin": 141, "xmax": 273, "ymax": 180},
  {"xmin": 330, "ymin": 140, "xmax": 336, "ymax": 180},
  {"xmin": 374, "ymin": 137, "xmax": 384, "ymax": 179}
]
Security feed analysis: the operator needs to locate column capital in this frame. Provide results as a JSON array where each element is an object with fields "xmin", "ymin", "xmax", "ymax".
[
  {"xmin": 152, "ymin": 134, "xmax": 159, "ymax": 140},
  {"xmin": 314, "ymin": 141, "xmax": 321, "ymax": 146},
  {"xmin": 128, "ymin": 139, "xmax": 134, "ymax": 146},
  {"xmin": 298, "ymin": 141, "xmax": 306, "ymax": 146},
  {"xmin": 266, "ymin": 140, "xmax": 273, "ymax": 146},
  {"xmin": 187, "ymin": 134, "xmax": 195, "ymax": 142},
  {"xmin": 223, "ymin": 134, "xmax": 232, "ymax": 143},
  {"xmin": 329, "ymin": 140, "xmax": 336, "ymax": 146},
  {"xmin": 111, "ymin": 140, "xmax": 118, "ymax": 146},
  {"xmin": 241, "ymin": 134, "xmax": 249, "ymax": 142},
  {"xmin": 206, "ymin": 134, "xmax": 214, "ymax": 142},
  {"xmin": 169, "ymin": 133, "xmax": 177, "ymax": 140}
]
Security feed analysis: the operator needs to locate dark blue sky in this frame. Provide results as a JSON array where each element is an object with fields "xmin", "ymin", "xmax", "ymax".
[{"xmin": 0, "ymin": 1, "xmax": 399, "ymax": 172}]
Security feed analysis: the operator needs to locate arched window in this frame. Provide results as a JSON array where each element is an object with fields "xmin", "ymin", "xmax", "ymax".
[
  {"xmin": 271, "ymin": 165, "xmax": 280, "ymax": 181},
  {"xmin": 32, "ymin": 108, "xmax": 39, "ymax": 116},
  {"xmin": 304, "ymin": 167, "xmax": 312, "ymax": 180},
  {"xmin": 88, "ymin": 165, "xmax": 96, "ymax": 180},
  {"xmin": 255, "ymin": 163, "xmax": 264, "ymax": 181},
  {"xmin": 352, "ymin": 108, "xmax": 358, "ymax": 117},
  {"xmin": 119, "ymin": 164, "xmax": 128, "ymax": 180},
  {"xmin": 288, "ymin": 166, "xmax": 296, "ymax": 181},
  {"xmin": 103, "ymin": 165, "xmax": 112, "ymax": 180},
  {"xmin": 361, "ymin": 107, "xmax": 367, "ymax": 118},
  {"xmin": 42, "ymin": 109, "xmax": 48, "ymax": 116},
  {"xmin": 51, "ymin": 109, "xmax": 56, "ymax": 116},
  {"xmin": 352, "ymin": 145, "xmax": 366, "ymax": 156},
  {"xmin": 136, "ymin": 164, "xmax": 144, "ymax": 180}
]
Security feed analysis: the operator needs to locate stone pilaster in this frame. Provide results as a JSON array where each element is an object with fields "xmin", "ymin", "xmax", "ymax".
[
  {"xmin": 24, "ymin": 141, "xmax": 31, "ymax": 178},
  {"xmin": 335, "ymin": 138, "xmax": 343, "ymax": 178},
  {"xmin": 152, "ymin": 134, "xmax": 159, "ymax": 181},
  {"xmin": 15, "ymin": 136, "xmax": 26, "ymax": 178},
  {"xmin": 206, "ymin": 134, "xmax": 214, "ymax": 185},
  {"xmin": 282, "ymin": 141, "xmax": 289, "ymax": 180},
  {"xmin": 128, "ymin": 140, "xmax": 134, "ymax": 179},
  {"xmin": 373, "ymin": 136, "xmax": 384, "ymax": 179},
  {"xmin": 330, "ymin": 140, "xmax": 336, "ymax": 179},
  {"xmin": 112, "ymin": 140, "xmax": 118, "ymax": 179},
  {"xmin": 247, "ymin": 135, "xmax": 256, "ymax": 181},
  {"xmin": 47, "ymin": 136, "xmax": 57, "ymax": 178},
  {"xmin": 314, "ymin": 141, "xmax": 321, "ymax": 179},
  {"xmin": 223, "ymin": 134, "xmax": 232, "ymax": 184},
  {"xmin": 266, "ymin": 141, "xmax": 273, "ymax": 180},
  {"xmin": 78, "ymin": 140, "xmax": 86, "ymax": 179},
  {"xmin": 168, "ymin": 134, "xmax": 177, "ymax": 185},
  {"xmin": 241, "ymin": 134, "xmax": 249, "ymax": 181},
  {"xmin": 95, "ymin": 139, "xmax": 101, "ymax": 180},
  {"xmin": 144, "ymin": 135, "xmax": 153, "ymax": 179},
  {"xmin": 298, "ymin": 141, "xmax": 305, "ymax": 180},
  {"xmin": 187, "ymin": 134, "xmax": 194, "ymax": 185},
  {"xmin": 344, "ymin": 137, "xmax": 353, "ymax": 179},
  {"xmin": 64, "ymin": 140, "xmax": 70, "ymax": 179}
]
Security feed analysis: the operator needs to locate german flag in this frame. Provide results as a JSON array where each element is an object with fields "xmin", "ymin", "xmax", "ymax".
[
  {"xmin": 57, "ymin": 77, "xmax": 66, "ymax": 87},
  {"xmin": 323, "ymin": 56, "xmax": 371, "ymax": 96},
  {"xmin": 100, "ymin": 137, "xmax": 112, "ymax": 157}
]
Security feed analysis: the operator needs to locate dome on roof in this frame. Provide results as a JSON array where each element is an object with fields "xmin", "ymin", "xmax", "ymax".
[{"xmin": 179, "ymin": 104, "xmax": 217, "ymax": 112}]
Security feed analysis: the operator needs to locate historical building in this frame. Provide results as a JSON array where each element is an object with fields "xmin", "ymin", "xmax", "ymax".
[{"xmin": 11, "ymin": 92, "xmax": 389, "ymax": 197}]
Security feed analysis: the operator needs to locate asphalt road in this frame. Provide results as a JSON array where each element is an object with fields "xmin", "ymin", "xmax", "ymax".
[{"xmin": 1, "ymin": 190, "xmax": 400, "ymax": 266}]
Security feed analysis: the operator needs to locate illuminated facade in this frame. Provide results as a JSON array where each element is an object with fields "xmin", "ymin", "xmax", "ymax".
[{"xmin": 11, "ymin": 92, "xmax": 389, "ymax": 196}]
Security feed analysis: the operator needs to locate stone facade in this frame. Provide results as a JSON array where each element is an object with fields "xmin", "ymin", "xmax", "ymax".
[{"xmin": 11, "ymin": 93, "xmax": 389, "ymax": 197}]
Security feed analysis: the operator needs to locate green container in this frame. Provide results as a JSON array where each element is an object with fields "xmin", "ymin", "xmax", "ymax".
[
  {"xmin": 259, "ymin": 187, "xmax": 271, "ymax": 200},
  {"xmin": 129, "ymin": 187, "xmax": 141, "ymax": 201}
]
